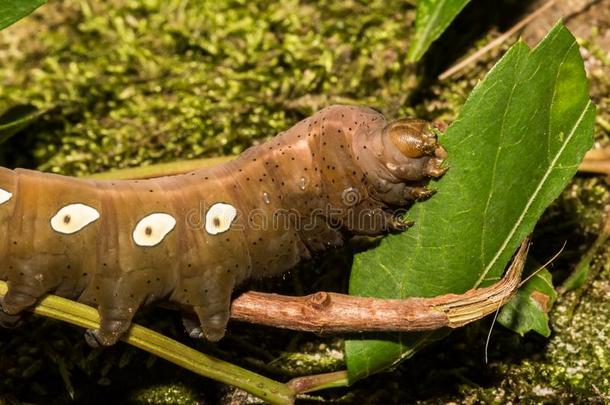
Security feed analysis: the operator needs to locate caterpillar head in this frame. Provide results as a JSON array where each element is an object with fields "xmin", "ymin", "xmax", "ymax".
[
  {"xmin": 379, "ymin": 118, "xmax": 448, "ymax": 182},
  {"xmin": 351, "ymin": 116, "xmax": 448, "ymax": 208}
]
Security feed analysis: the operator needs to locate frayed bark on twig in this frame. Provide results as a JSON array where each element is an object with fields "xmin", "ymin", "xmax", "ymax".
[{"xmin": 229, "ymin": 240, "xmax": 528, "ymax": 333}]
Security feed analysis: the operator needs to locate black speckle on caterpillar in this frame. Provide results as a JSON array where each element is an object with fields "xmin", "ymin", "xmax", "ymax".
[{"xmin": 0, "ymin": 105, "xmax": 447, "ymax": 346}]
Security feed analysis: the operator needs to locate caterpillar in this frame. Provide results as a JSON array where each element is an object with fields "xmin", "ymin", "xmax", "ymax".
[{"xmin": 0, "ymin": 105, "xmax": 447, "ymax": 347}]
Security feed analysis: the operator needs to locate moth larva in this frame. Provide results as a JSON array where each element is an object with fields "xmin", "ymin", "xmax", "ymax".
[{"xmin": 0, "ymin": 105, "xmax": 447, "ymax": 346}]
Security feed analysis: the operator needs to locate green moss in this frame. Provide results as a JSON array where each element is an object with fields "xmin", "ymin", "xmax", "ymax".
[
  {"xmin": 268, "ymin": 341, "xmax": 345, "ymax": 377},
  {"xmin": 464, "ymin": 250, "xmax": 610, "ymax": 403},
  {"xmin": 129, "ymin": 382, "xmax": 203, "ymax": 405},
  {"xmin": 0, "ymin": 0, "xmax": 424, "ymax": 176},
  {"xmin": 1, "ymin": 1, "xmax": 609, "ymax": 403}
]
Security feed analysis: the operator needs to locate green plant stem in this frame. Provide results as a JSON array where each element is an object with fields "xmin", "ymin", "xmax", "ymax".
[
  {"xmin": 87, "ymin": 156, "xmax": 235, "ymax": 180},
  {"xmin": 0, "ymin": 281, "xmax": 295, "ymax": 405},
  {"xmin": 559, "ymin": 210, "xmax": 610, "ymax": 295},
  {"xmin": 287, "ymin": 370, "xmax": 349, "ymax": 394}
]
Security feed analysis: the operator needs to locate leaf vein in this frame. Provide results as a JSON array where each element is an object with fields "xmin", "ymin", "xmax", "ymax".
[{"xmin": 474, "ymin": 100, "xmax": 592, "ymax": 288}]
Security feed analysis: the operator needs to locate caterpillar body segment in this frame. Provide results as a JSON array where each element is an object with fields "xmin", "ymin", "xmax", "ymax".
[{"xmin": 0, "ymin": 105, "xmax": 447, "ymax": 345}]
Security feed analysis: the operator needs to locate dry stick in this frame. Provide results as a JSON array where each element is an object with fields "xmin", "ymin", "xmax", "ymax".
[
  {"xmin": 438, "ymin": 0, "xmax": 560, "ymax": 81},
  {"xmin": 519, "ymin": 240, "xmax": 566, "ymax": 288},
  {"xmin": 285, "ymin": 242, "xmax": 528, "ymax": 396},
  {"xmin": 583, "ymin": 146, "xmax": 610, "ymax": 161},
  {"xmin": 484, "ymin": 238, "xmax": 561, "ymax": 364},
  {"xmin": 229, "ymin": 241, "xmax": 528, "ymax": 334},
  {"xmin": 579, "ymin": 147, "xmax": 610, "ymax": 180}
]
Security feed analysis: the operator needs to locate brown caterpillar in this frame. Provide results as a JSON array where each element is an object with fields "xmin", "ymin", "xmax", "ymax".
[{"xmin": 0, "ymin": 105, "xmax": 447, "ymax": 347}]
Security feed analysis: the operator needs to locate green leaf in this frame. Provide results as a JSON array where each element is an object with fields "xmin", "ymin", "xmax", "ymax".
[
  {"xmin": 0, "ymin": 105, "xmax": 42, "ymax": 145},
  {"xmin": 0, "ymin": 0, "xmax": 45, "ymax": 30},
  {"xmin": 407, "ymin": 0, "xmax": 471, "ymax": 62},
  {"xmin": 561, "ymin": 261, "xmax": 589, "ymax": 292},
  {"xmin": 498, "ymin": 263, "xmax": 557, "ymax": 337},
  {"xmin": 346, "ymin": 22, "xmax": 595, "ymax": 381}
]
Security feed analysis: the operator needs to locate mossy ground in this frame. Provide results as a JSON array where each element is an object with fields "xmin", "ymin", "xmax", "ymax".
[
  {"xmin": 0, "ymin": 0, "xmax": 423, "ymax": 175},
  {"xmin": 0, "ymin": 0, "xmax": 609, "ymax": 403}
]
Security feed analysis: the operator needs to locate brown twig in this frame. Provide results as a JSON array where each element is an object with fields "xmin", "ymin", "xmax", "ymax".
[
  {"xmin": 229, "ymin": 241, "xmax": 528, "ymax": 333},
  {"xmin": 438, "ymin": 0, "xmax": 560, "ymax": 81},
  {"xmin": 579, "ymin": 146, "xmax": 610, "ymax": 180}
]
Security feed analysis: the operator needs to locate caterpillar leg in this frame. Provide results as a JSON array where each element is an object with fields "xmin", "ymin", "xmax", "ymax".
[
  {"xmin": 0, "ymin": 308, "xmax": 23, "ymax": 328},
  {"xmin": 301, "ymin": 218, "xmax": 344, "ymax": 253},
  {"xmin": 1, "ymin": 255, "xmax": 64, "ymax": 323},
  {"xmin": 191, "ymin": 275, "xmax": 235, "ymax": 342},
  {"xmin": 182, "ymin": 312, "xmax": 204, "ymax": 339},
  {"xmin": 193, "ymin": 305, "xmax": 230, "ymax": 342},
  {"xmin": 381, "ymin": 210, "xmax": 414, "ymax": 232},
  {"xmin": 1, "ymin": 287, "xmax": 38, "ymax": 317},
  {"xmin": 85, "ymin": 305, "xmax": 137, "ymax": 347},
  {"xmin": 82, "ymin": 270, "xmax": 161, "ymax": 348},
  {"xmin": 426, "ymin": 157, "xmax": 448, "ymax": 178},
  {"xmin": 386, "ymin": 140, "xmax": 448, "ymax": 182},
  {"xmin": 403, "ymin": 186, "xmax": 436, "ymax": 201}
]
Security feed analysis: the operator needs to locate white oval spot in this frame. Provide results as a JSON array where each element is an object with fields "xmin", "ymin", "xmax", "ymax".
[
  {"xmin": 132, "ymin": 213, "xmax": 176, "ymax": 247},
  {"xmin": 205, "ymin": 203, "xmax": 237, "ymax": 235},
  {"xmin": 0, "ymin": 188, "xmax": 12, "ymax": 205},
  {"xmin": 50, "ymin": 203, "xmax": 100, "ymax": 234}
]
